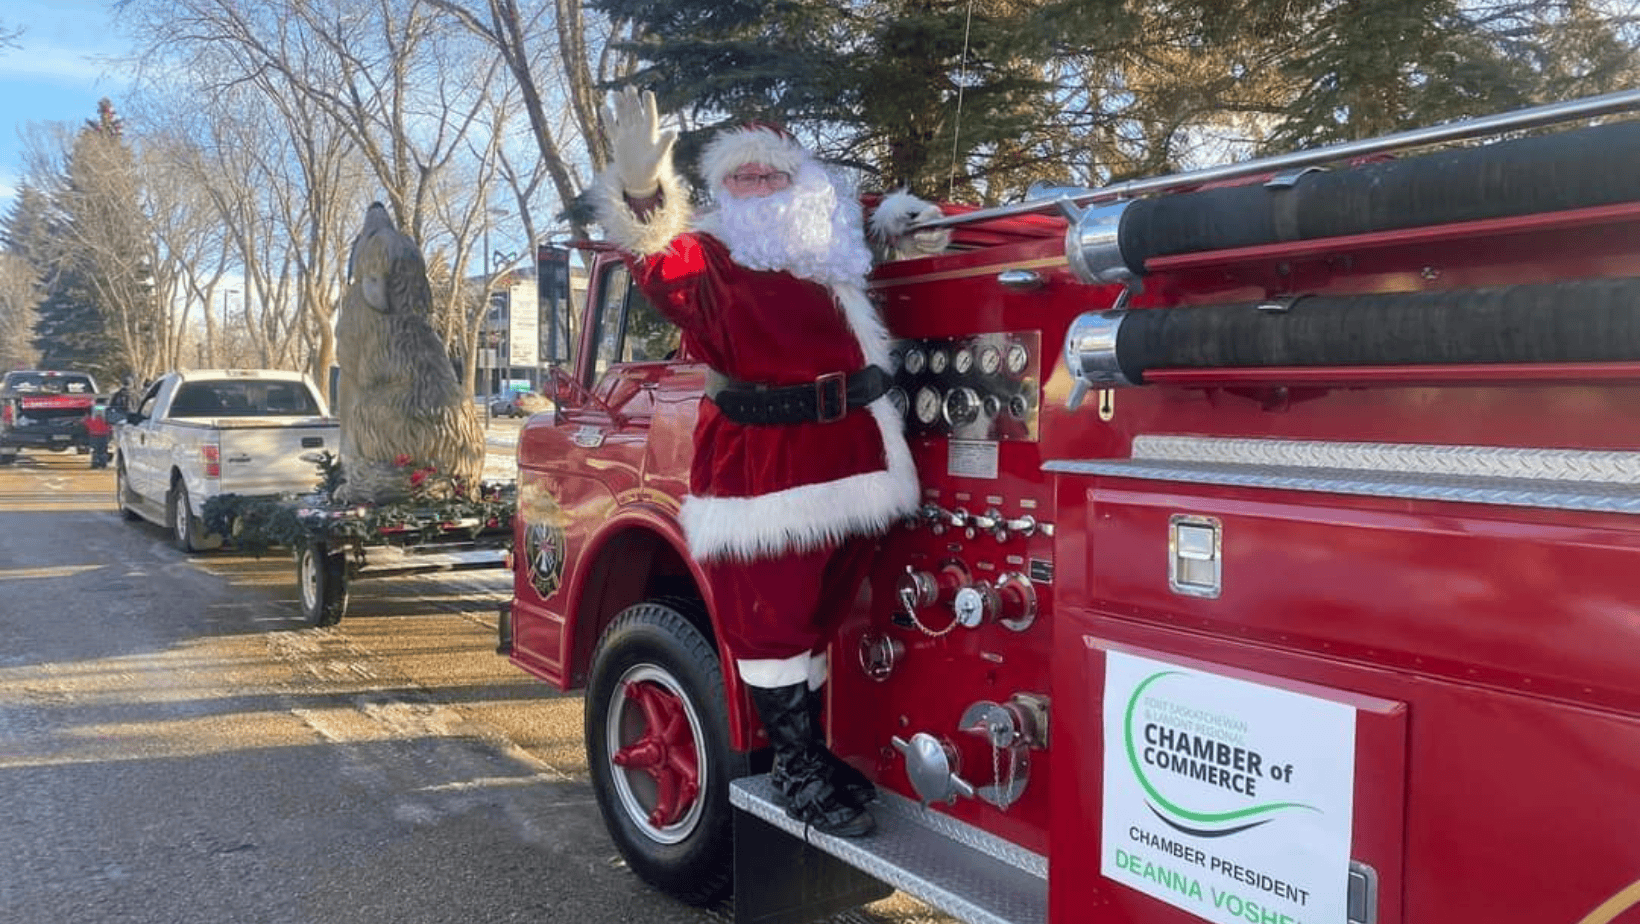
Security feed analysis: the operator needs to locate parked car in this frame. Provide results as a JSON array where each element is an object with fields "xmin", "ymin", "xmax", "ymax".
[
  {"xmin": 489, "ymin": 390, "xmax": 541, "ymax": 418},
  {"xmin": 0, "ymin": 369, "xmax": 100, "ymax": 464}
]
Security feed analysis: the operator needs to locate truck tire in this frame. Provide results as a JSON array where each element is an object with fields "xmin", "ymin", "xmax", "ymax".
[
  {"xmin": 585, "ymin": 599, "xmax": 745, "ymax": 906},
  {"xmin": 115, "ymin": 465, "xmax": 140, "ymax": 521},
  {"xmin": 170, "ymin": 482, "xmax": 209, "ymax": 553},
  {"xmin": 297, "ymin": 542, "xmax": 348, "ymax": 627},
  {"xmin": 0, "ymin": 451, "xmax": 15, "ymax": 465}
]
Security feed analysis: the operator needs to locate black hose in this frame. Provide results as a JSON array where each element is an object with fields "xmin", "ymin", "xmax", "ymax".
[
  {"xmin": 1117, "ymin": 121, "xmax": 1640, "ymax": 275},
  {"xmin": 1112, "ymin": 276, "xmax": 1640, "ymax": 384}
]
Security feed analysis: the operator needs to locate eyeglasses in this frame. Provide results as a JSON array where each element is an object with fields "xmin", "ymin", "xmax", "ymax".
[{"xmin": 724, "ymin": 170, "xmax": 792, "ymax": 191}]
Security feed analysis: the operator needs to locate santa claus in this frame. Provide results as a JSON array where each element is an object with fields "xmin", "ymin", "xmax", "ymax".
[{"xmin": 593, "ymin": 87, "xmax": 948, "ymax": 837}]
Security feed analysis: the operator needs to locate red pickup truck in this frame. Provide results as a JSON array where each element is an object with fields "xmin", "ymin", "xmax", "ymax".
[{"xmin": 0, "ymin": 369, "xmax": 100, "ymax": 464}]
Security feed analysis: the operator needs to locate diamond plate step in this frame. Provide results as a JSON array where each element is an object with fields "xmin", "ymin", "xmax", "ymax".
[{"xmin": 730, "ymin": 774, "xmax": 1047, "ymax": 924}]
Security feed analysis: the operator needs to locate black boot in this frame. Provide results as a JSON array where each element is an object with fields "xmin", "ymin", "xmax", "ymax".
[
  {"xmin": 749, "ymin": 682, "xmax": 874, "ymax": 837},
  {"xmin": 805, "ymin": 686, "xmax": 877, "ymax": 807},
  {"xmin": 769, "ymin": 687, "xmax": 877, "ymax": 809}
]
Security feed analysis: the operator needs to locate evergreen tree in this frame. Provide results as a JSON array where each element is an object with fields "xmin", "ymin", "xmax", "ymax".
[
  {"xmin": 593, "ymin": 0, "xmax": 1111, "ymax": 201},
  {"xmin": 0, "ymin": 184, "xmax": 52, "ymax": 370},
  {"xmin": 2, "ymin": 175, "xmax": 111, "ymax": 376},
  {"xmin": 592, "ymin": 0, "xmax": 1636, "ymax": 202},
  {"xmin": 1270, "ymin": 0, "xmax": 1637, "ymax": 149},
  {"xmin": 40, "ymin": 99, "xmax": 152, "ymax": 383}
]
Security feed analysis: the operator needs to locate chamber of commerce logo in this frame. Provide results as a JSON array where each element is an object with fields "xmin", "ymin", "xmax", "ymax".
[
  {"xmin": 1124, "ymin": 670, "xmax": 1317, "ymax": 838},
  {"xmin": 524, "ymin": 519, "xmax": 566, "ymax": 598}
]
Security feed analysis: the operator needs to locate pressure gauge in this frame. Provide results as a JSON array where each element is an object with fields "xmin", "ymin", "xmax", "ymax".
[
  {"xmin": 887, "ymin": 348, "xmax": 904, "ymax": 375},
  {"xmin": 1005, "ymin": 342, "xmax": 1030, "ymax": 376},
  {"xmin": 942, "ymin": 386, "xmax": 982, "ymax": 427},
  {"xmin": 929, "ymin": 348, "xmax": 950, "ymax": 375},
  {"xmin": 1008, "ymin": 393, "xmax": 1030, "ymax": 419},
  {"xmin": 978, "ymin": 345, "xmax": 1002, "ymax": 376},
  {"xmin": 886, "ymin": 386, "xmax": 909, "ymax": 417},
  {"xmin": 904, "ymin": 347, "xmax": 927, "ymax": 375},
  {"xmin": 914, "ymin": 386, "xmax": 943, "ymax": 425},
  {"xmin": 952, "ymin": 347, "xmax": 974, "ymax": 375}
]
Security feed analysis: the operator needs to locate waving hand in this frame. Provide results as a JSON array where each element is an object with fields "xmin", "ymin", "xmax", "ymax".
[{"xmin": 604, "ymin": 87, "xmax": 678, "ymax": 198}]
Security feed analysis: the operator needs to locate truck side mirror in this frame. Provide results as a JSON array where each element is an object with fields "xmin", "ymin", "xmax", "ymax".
[{"xmin": 547, "ymin": 367, "xmax": 583, "ymax": 409}]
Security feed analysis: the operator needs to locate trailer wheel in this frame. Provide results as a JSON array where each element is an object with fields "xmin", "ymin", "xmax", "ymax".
[
  {"xmin": 586, "ymin": 599, "xmax": 744, "ymax": 906},
  {"xmin": 297, "ymin": 542, "xmax": 349, "ymax": 626},
  {"xmin": 170, "ymin": 481, "xmax": 209, "ymax": 553},
  {"xmin": 115, "ymin": 464, "xmax": 140, "ymax": 521}
]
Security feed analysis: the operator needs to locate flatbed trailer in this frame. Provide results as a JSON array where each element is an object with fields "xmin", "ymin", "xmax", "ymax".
[
  {"xmin": 291, "ymin": 501, "xmax": 513, "ymax": 625},
  {"xmin": 205, "ymin": 485, "xmax": 515, "ymax": 625}
]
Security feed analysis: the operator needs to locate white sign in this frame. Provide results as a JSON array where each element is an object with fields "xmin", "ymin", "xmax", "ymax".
[
  {"xmin": 946, "ymin": 439, "xmax": 999, "ymax": 479},
  {"xmin": 508, "ymin": 279, "xmax": 539, "ymax": 366},
  {"xmin": 1102, "ymin": 651, "xmax": 1355, "ymax": 924}
]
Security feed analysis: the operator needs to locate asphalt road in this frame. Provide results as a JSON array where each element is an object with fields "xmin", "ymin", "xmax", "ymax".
[{"xmin": 0, "ymin": 439, "xmax": 945, "ymax": 924}]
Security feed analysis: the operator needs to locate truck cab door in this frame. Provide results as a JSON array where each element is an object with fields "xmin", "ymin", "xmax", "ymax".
[
  {"xmin": 123, "ymin": 379, "xmax": 169, "ymax": 502},
  {"xmin": 515, "ymin": 255, "xmax": 687, "ymax": 679}
]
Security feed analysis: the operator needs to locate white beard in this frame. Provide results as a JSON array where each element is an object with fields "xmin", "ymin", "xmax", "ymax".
[{"xmin": 704, "ymin": 161, "xmax": 874, "ymax": 290}]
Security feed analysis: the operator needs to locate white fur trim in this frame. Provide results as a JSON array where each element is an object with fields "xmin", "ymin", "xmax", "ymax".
[
  {"xmin": 869, "ymin": 190, "xmax": 950, "ymax": 261},
  {"xmin": 590, "ymin": 161, "xmax": 691, "ymax": 257},
  {"xmin": 700, "ymin": 127, "xmax": 807, "ymax": 191},
  {"xmin": 806, "ymin": 651, "xmax": 828, "ymax": 691},
  {"xmin": 868, "ymin": 189, "xmax": 926, "ymax": 242},
  {"xmin": 830, "ymin": 283, "xmax": 891, "ymax": 369},
  {"xmin": 680, "ymin": 396, "xmax": 917, "ymax": 562},
  {"xmin": 738, "ymin": 655, "xmax": 811, "ymax": 688}
]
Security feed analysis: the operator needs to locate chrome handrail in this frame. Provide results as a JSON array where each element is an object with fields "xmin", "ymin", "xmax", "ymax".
[{"xmin": 919, "ymin": 87, "xmax": 1640, "ymax": 228}]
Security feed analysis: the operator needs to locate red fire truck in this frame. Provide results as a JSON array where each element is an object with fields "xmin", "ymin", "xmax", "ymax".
[{"xmin": 500, "ymin": 90, "xmax": 1640, "ymax": 924}]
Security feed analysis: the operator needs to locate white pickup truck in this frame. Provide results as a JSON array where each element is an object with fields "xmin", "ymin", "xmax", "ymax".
[{"xmin": 114, "ymin": 369, "xmax": 339, "ymax": 551}]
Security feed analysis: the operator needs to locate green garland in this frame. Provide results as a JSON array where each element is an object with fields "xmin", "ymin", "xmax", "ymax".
[{"xmin": 202, "ymin": 452, "xmax": 515, "ymax": 557}]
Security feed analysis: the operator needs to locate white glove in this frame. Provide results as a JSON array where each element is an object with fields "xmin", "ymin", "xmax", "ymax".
[
  {"xmin": 603, "ymin": 87, "xmax": 677, "ymax": 199},
  {"xmin": 870, "ymin": 190, "xmax": 952, "ymax": 258}
]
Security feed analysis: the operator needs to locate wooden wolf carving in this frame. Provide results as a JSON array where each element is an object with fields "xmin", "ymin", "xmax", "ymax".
[{"xmin": 334, "ymin": 202, "xmax": 485, "ymax": 504}]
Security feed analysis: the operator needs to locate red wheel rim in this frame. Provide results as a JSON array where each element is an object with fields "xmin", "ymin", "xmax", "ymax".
[{"xmin": 606, "ymin": 666, "xmax": 706, "ymax": 841}]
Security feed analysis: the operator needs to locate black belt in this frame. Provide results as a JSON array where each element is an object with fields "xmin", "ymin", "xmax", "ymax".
[{"xmin": 704, "ymin": 365, "xmax": 889, "ymax": 425}]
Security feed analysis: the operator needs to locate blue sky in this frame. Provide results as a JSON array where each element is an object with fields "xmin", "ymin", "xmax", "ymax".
[{"xmin": 0, "ymin": 0, "xmax": 137, "ymax": 210}]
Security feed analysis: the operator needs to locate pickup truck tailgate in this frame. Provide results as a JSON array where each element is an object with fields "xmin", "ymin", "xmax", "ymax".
[{"xmin": 214, "ymin": 418, "xmax": 337, "ymax": 494}]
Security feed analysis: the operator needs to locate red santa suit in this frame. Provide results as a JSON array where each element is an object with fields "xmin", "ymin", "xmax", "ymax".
[{"xmin": 592, "ymin": 127, "xmax": 919, "ymax": 683}]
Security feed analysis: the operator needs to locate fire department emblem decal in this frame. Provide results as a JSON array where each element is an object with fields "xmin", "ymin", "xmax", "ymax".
[{"xmin": 524, "ymin": 520, "xmax": 566, "ymax": 599}]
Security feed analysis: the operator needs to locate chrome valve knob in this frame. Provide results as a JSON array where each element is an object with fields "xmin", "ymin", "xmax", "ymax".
[
  {"xmin": 897, "ymin": 567, "xmax": 938, "ymax": 611},
  {"xmin": 952, "ymin": 582, "xmax": 998, "ymax": 628},
  {"xmin": 857, "ymin": 632, "xmax": 904, "ymax": 681},
  {"xmin": 1002, "ymin": 514, "xmax": 1038, "ymax": 537}
]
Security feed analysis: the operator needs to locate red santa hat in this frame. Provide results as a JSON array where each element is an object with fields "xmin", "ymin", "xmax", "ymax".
[{"xmin": 699, "ymin": 122, "xmax": 810, "ymax": 187}]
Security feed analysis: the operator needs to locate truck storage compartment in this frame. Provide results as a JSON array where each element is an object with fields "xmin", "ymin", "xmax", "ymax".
[{"xmin": 1049, "ymin": 469, "xmax": 1640, "ymax": 924}]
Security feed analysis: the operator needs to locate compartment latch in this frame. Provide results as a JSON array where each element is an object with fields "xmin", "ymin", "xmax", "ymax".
[{"xmin": 1169, "ymin": 514, "xmax": 1222, "ymax": 599}]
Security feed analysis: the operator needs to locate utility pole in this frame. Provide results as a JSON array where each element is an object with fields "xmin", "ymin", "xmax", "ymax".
[
  {"xmin": 482, "ymin": 207, "xmax": 512, "ymax": 428},
  {"xmin": 482, "ymin": 225, "xmax": 491, "ymax": 428},
  {"xmin": 220, "ymin": 288, "xmax": 238, "ymax": 367}
]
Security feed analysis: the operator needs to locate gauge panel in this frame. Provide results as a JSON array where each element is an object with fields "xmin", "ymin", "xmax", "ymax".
[{"xmin": 888, "ymin": 331, "xmax": 1041, "ymax": 442}]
